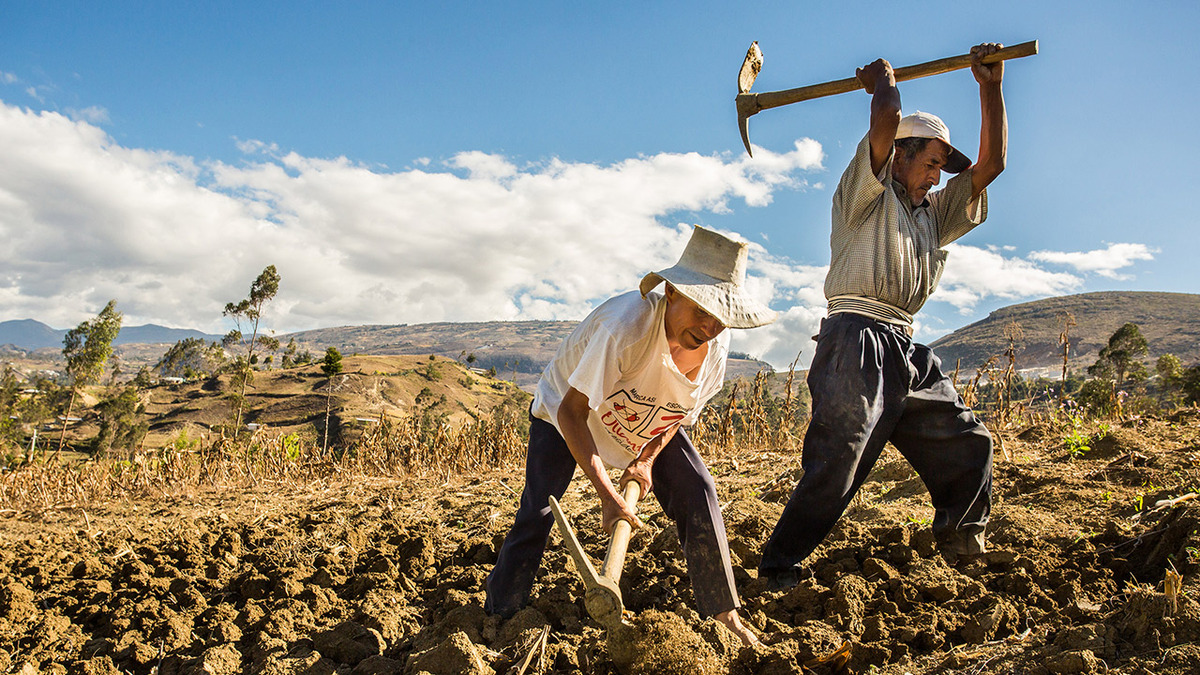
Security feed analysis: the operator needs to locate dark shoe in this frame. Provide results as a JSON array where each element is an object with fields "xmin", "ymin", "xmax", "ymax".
[
  {"xmin": 761, "ymin": 567, "xmax": 806, "ymax": 592},
  {"xmin": 483, "ymin": 598, "xmax": 520, "ymax": 620},
  {"xmin": 936, "ymin": 530, "xmax": 986, "ymax": 556}
]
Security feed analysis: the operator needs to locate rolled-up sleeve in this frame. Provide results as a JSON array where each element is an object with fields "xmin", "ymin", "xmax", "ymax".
[
  {"xmin": 833, "ymin": 135, "xmax": 891, "ymax": 234},
  {"xmin": 931, "ymin": 170, "xmax": 987, "ymax": 246},
  {"xmin": 565, "ymin": 326, "xmax": 624, "ymax": 411}
]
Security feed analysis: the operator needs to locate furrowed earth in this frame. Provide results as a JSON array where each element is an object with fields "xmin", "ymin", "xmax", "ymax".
[{"xmin": 2, "ymin": 411, "xmax": 1198, "ymax": 674}]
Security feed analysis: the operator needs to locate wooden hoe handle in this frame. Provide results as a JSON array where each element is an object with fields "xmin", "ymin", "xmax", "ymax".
[
  {"xmin": 601, "ymin": 480, "xmax": 642, "ymax": 583},
  {"xmin": 549, "ymin": 479, "xmax": 644, "ymax": 629}
]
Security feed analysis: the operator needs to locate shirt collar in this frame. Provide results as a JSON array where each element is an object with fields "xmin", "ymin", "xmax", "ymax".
[{"xmin": 889, "ymin": 179, "xmax": 930, "ymax": 209}]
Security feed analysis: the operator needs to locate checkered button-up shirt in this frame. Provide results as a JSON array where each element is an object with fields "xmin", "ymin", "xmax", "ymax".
[{"xmin": 825, "ymin": 134, "xmax": 987, "ymax": 326}]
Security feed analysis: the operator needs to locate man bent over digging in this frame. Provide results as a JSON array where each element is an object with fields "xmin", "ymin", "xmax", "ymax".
[{"xmin": 485, "ymin": 225, "xmax": 774, "ymax": 644}]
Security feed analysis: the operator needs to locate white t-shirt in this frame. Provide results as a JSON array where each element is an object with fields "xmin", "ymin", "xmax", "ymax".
[{"xmin": 531, "ymin": 290, "xmax": 730, "ymax": 469}]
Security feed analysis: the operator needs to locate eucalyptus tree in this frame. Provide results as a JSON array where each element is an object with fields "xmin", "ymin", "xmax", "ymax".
[
  {"xmin": 1088, "ymin": 322, "xmax": 1149, "ymax": 385},
  {"xmin": 321, "ymin": 347, "xmax": 344, "ymax": 451},
  {"xmin": 58, "ymin": 300, "xmax": 123, "ymax": 457},
  {"xmin": 223, "ymin": 265, "xmax": 281, "ymax": 436}
]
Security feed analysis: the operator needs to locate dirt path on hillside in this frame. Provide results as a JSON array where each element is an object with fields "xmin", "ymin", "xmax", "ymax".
[{"xmin": 2, "ymin": 411, "xmax": 1199, "ymax": 674}]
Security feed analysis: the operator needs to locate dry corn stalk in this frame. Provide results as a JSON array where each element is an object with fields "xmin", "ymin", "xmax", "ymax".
[{"xmin": 1164, "ymin": 563, "xmax": 1182, "ymax": 615}]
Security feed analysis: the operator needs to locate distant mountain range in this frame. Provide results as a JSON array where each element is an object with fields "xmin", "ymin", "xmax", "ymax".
[
  {"xmin": 7, "ymin": 290, "xmax": 1197, "ymax": 379},
  {"xmin": 284, "ymin": 321, "xmax": 771, "ymax": 387},
  {"xmin": 286, "ymin": 320, "xmax": 575, "ymax": 375},
  {"xmin": 0, "ymin": 319, "xmax": 222, "ymax": 351}
]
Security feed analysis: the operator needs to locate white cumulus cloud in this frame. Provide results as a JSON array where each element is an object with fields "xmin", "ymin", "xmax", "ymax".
[
  {"xmin": 66, "ymin": 105, "xmax": 110, "ymax": 125},
  {"xmin": 1028, "ymin": 242, "xmax": 1157, "ymax": 280},
  {"xmin": 0, "ymin": 99, "xmax": 1158, "ymax": 371},
  {"xmin": 0, "ymin": 100, "xmax": 823, "ymax": 347},
  {"xmin": 933, "ymin": 244, "xmax": 1085, "ymax": 313}
]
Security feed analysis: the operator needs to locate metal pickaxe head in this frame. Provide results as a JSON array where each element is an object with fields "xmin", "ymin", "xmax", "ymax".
[{"xmin": 736, "ymin": 41, "xmax": 763, "ymax": 157}]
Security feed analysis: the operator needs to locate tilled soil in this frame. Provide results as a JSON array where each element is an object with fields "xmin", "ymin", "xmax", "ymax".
[{"xmin": 2, "ymin": 410, "xmax": 1199, "ymax": 674}]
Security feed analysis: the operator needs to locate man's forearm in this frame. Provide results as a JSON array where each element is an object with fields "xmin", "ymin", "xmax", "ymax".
[
  {"xmin": 633, "ymin": 424, "xmax": 678, "ymax": 466},
  {"xmin": 974, "ymin": 82, "xmax": 1007, "ymax": 192},
  {"xmin": 867, "ymin": 81, "xmax": 901, "ymax": 175},
  {"xmin": 558, "ymin": 388, "xmax": 643, "ymax": 531},
  {"xmin": 558, "ymin": 404, "xmax": 621, "ymax": 502}
]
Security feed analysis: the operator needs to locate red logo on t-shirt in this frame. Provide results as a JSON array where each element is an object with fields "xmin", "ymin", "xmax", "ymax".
[
  {"xmin": 602, "ymin": 390, "xmax": 689, "ymax": 444},
  {"xmin": 604, "ymin": 390, "xmax": 654, "ymax": 435},
  {"xmin": 646, "ymin": 412, "xmax": 685, "ymax": 437}
]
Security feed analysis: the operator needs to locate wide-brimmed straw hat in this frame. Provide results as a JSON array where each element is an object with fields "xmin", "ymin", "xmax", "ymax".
[
  {"xmin": 639, "ymin": 225, "xmax": 776, "ymax": 329},
  {"xmin": 896, "ymin": 111, "xmax": 971, "ymax": 174}
]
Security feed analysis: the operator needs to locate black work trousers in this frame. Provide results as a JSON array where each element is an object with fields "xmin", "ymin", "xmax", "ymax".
[
  {"xmin": 485, "ymin": 414, "xmax": 740, "ymax": 618},
  {"xmin": 759, "ymin": 312, "xmax": 993, "ymax": 575}
]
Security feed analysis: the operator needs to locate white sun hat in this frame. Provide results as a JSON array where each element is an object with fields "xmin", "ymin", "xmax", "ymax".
[
  {"xmin": 896, "ymin": 111, "xmax": 972, "ymax": 174},
  {"xmin": 639, "ymin": 225, "xmax": 777, "ymax": 329}
]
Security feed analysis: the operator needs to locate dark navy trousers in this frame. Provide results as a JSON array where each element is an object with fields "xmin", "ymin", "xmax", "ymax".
[
  {"xmin": 485, "ymin": 415, "xmax": 740, "ymax": 618},
  {"xmin": 759, "ymin": 312, "xmax": 993, "ymax": 575}
]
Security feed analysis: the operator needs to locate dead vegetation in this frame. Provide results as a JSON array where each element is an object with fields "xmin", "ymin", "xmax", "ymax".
[
  {"xmin": 0, "ymin": 406, "xmax": 1197, "ymax": 675},
  {"xmin": 2, "ymin": 343, "xmax": 1199, "ymax": 674}
]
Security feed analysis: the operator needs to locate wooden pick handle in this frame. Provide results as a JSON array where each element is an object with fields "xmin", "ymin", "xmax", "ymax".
[{"xmin": 749, "ymin": 40, "xmax": 1037, "ymax": 112}]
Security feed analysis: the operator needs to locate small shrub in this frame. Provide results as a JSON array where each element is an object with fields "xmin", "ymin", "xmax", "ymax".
[
  {"xmin": 423, "ymin": 361, "xmax": 441, "ymax": 381},
  {"xmin": 1075, "ymin": 379, "xmax": 1117, "ymax": 417}
]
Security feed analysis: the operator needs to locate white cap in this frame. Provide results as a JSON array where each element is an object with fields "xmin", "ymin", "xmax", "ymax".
[{"xmin": 896, "ymin": 111, "xmax": 971, "ymax": 173}]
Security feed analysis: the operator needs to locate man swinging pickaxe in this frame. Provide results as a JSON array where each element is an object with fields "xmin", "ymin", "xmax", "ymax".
[{"xmin": 736, "ymin": 40, "xmax": 1038, "ymax": 156}]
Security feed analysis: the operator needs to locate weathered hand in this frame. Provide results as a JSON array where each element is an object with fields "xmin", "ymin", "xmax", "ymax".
[
  {"xmin": 601, "ymin": 492, "xmax": 642, "ymax": 535},
  {"xmin": 619, "ymin": 460, "xmax": 653, "ymax": 497},
  {"xmin": 971, "ymin": 43, "xmax": 1004, "ymax": 85},
  {"xmin": 856, "ymin": 58, "xmax": 894, "ymax": 95}
]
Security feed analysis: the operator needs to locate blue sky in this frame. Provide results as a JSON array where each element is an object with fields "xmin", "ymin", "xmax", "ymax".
[{"xmin": 1, "ymin": 1, "xmax": 1194, "ymax": 368}]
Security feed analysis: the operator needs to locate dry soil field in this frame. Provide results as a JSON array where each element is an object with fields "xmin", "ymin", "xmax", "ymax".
[{"xmin": 2, "ymin": 411, "xmax": 1199, "ymax": 674}]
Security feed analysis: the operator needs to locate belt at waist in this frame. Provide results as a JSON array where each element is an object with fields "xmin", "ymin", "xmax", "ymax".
[{"xmin": 827, "ymin": 296, "xmax": 914, "ymax": 336}]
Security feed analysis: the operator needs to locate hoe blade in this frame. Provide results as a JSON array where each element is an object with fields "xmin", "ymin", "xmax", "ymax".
[
  {"xmin": 549, "ymin": 496, "xmax": 603, "ymax": 590},
  {"xmin": 549, "ymin": 496, "xmax": 626, "ymax": 629}
]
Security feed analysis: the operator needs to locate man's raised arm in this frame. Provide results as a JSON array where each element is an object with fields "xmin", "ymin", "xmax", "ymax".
[
  {"xmin": 970, "ymin": 42, "xmax": 1007, "ymax": 199},
  {"xmin": 858, "ymin": 58, "xmax": 901, "ymax": 176}
]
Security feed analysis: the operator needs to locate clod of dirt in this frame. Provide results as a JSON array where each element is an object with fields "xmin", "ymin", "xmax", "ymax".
[
  {"xmin": 695, "ymin": 618, "xmax": 743, "ymax": 663},
  {"xmin": 412, "ymin": 604, "xmax": 487, "ymax": 651},
  {"xmin": 607, "ymin": 609, "xmax": 723, "ymax": 675},
  {"xmin": 312, "ymin": 621, "xmax": 386, "ymax": 666},
  {"xmin": 826, "ymin": 574, "xmax": 870, "ymax": 634},
  {"xmin": 738, "ymin": 623, "xmax": 850, "ymax": 675},
  {"xmin": 861, "ymin": 557, "xmax": 900, "ymax": 582},
  {"xmin": 253, "ymin": 645, "xmax": 333, "ymax": 675},
  {"xmin": 188, "ymin": 643, "xmax": 243, "ymax": 675},
  {"xmin": 406, "ymin": 630, "xmax": 493, "ymax": 675},
  {"xmin": 356, "ymin": 590, "xmax": 422, "ymax": 645},
  {"xmin": 0, "ymin": 582, "xmax": 37, "ymax": 624},
  {"xmin": 1046, "ymin": 648, "xmax": 1101, "ymax": 674},
  {"xmin": 907, "ymin": 559, "xmax": 975, "ymax": 602},
  {"xmin": 1116, "ymin": 586, "xmax": 1200, "ymax": 648},
  {"xmin": 959, "ymin": 597, "xmax": 1018, "ymax": 644},
  {"xmin": 349, "ymin": 654, "xmax": 403, "ymax": 675},
  {"xmin": 1087, "ymin": 427, "xmax": 1147, "ymax": 460},
  {"xmin": 495, "ymin": 606, "xmax": 550, "ymax": 651},
  {"xmin": 79, "ymin": 655, "xmax": 122, "ymax": 674}
]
